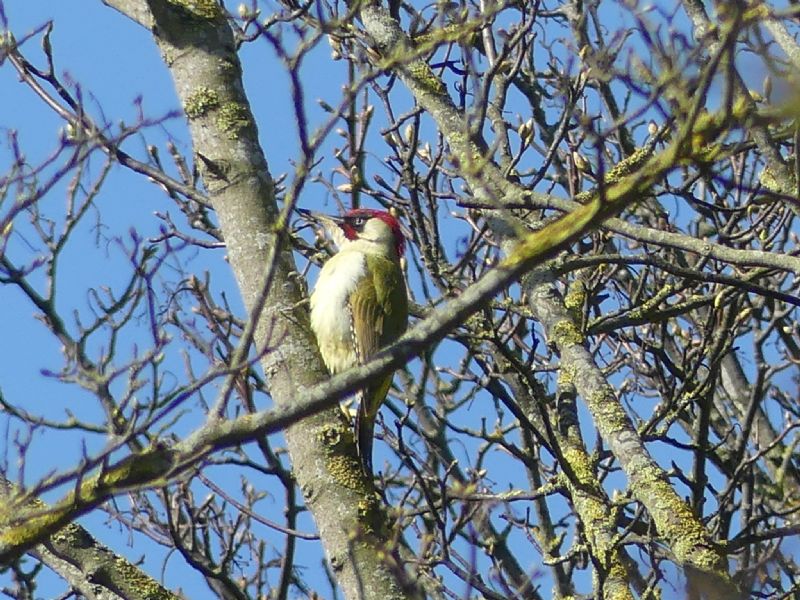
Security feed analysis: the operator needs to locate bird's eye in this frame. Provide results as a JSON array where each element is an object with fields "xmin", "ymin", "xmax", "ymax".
[{"xmin": 352, "ymin": 217, "xmax": 366, "ymax": 227}]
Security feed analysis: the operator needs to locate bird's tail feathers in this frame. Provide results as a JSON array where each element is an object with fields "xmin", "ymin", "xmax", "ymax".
[
  {"xmin": 355, "ymin": 401, "xmax": 376, "ymax": 477},
  {"xmin": 355, "ymin": 377, "xmax": 393, "ymax": 476}
]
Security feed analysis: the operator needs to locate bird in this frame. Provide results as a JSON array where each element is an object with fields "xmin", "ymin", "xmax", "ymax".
[{"xmin": 300, "ymin": 208, "xmax": 409, "ymax": 476}]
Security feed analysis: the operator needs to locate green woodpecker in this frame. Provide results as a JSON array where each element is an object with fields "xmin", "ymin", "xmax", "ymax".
[{"xmin": 303, "ymin": 208, "xmax": 408, "ymax": 475}]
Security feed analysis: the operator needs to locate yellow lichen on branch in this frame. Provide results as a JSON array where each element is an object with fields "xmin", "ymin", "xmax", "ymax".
[{"xmin": 0, "ymin": 448, "xmax": 174, "ymax": 562}]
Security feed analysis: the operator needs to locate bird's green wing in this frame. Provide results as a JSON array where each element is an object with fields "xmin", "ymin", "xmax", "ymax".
[
  {"xmin": 351, "ymin": 255, "xmax": 408, "ymax": 473},
  {"xmin": 350, "ymin": 255, "xmax": 408, "ymax": 362}
]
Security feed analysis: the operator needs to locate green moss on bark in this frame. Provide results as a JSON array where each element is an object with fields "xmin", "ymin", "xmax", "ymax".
[
  {"xmin": 184, "ymin": 87, "xmax": 220, "ymax": 118},
  {"xmin": 318, "ymin": 421, "xmax": 363, "ymax": 491},
  {"xmin": 166, "ymin": 0, "xmax": 221, "ymax": 20},
  {"xmin": 552, "ymin": 320, "xmax": 584, "ymax": 346},
  {"xmin": 406, "ymin": 62, "xmax": 448, "ymax": 97},
  {"xmin": 216, "ymin": 102, "xmax": 251, "ymax": 140}
]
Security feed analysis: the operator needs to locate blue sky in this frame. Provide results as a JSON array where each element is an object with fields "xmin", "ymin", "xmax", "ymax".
[
  {"xmin": 0, "ymin": 2, "xmax": 462, "ymax": 597},
  {"xmin": 0, "ymin": 2, "xmax": 709, "ymax": 597},
  {"xmin": 0, "ymin": 5, "xmax": 546, "ymax": 596},
  {"xmin": 0, "ymin": 2, "xmax": 316, "ymax": 596},
  {"xmin": 4, "ymin": 1, "xmax": 798, "ymax": 598}
]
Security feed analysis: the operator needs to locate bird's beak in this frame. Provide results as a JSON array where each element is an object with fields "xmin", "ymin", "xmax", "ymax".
[
  {"xmin": 297, "ymin": 208, "xmax": 348, "ymax": 247},
  {"xmin": 297, "ymin": 208, "xmax": 344, "ymax": 226}
]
